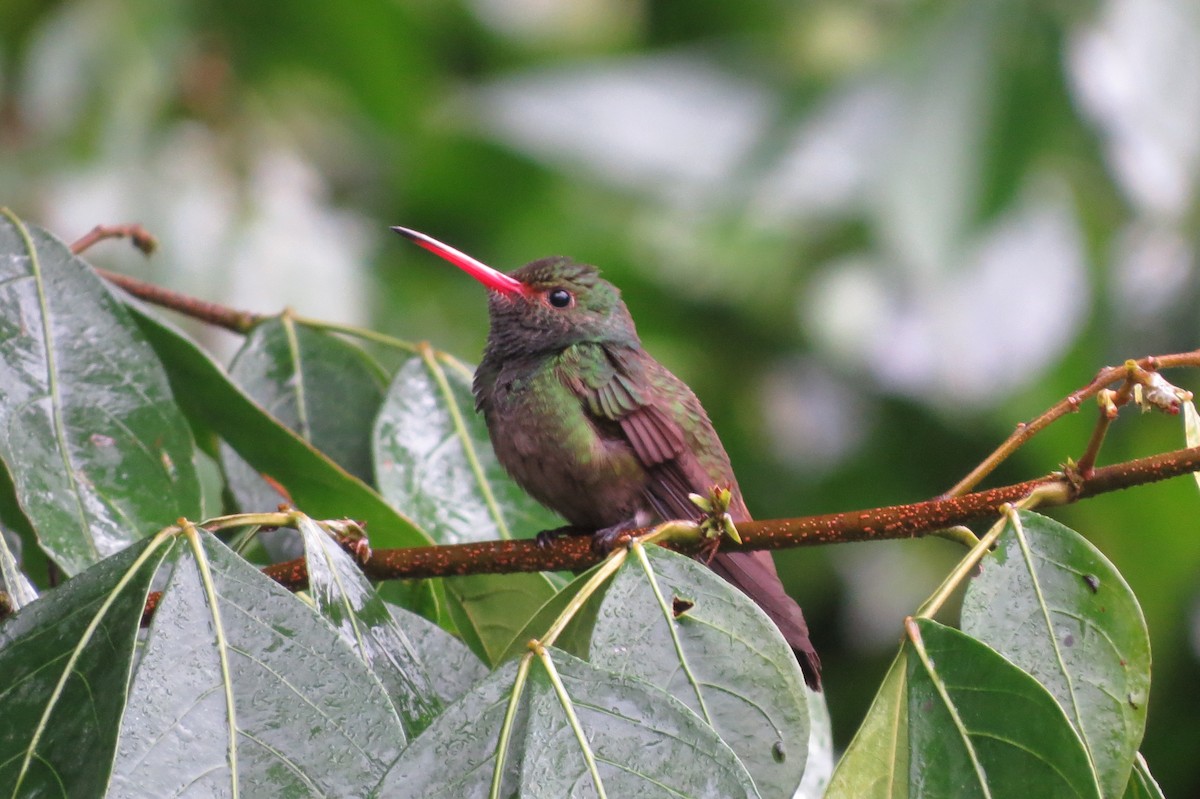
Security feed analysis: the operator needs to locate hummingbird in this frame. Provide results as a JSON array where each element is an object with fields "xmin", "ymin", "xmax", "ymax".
[{"xmin": 394, "ymin": 227, "xmax": 821, "ymax": 690}]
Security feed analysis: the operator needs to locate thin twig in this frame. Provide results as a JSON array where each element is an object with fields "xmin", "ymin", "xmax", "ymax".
[
  {"xmin": 96, "ymin": 268, "xmax": 261, "ymax": 334},
  {"xmin": 69, "ymin": 221, "xmax": 262, "ymax": 334},
  {"xmin": 70, "ymin": 223, "xmax": 158, "ymax": 256},
  {"xmin": 942, "ymin": 352, "xmax": 1200, "ymax": 497}
]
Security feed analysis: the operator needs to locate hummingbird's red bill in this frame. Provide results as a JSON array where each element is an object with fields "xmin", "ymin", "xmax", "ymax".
[{"xmin": 392, "ymin": 226, "xmax": 526, "ymax": 296}]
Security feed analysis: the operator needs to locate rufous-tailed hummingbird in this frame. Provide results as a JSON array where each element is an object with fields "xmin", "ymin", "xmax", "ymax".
[{"xmin": 394, "ymin": 227, "xmax": 821, "ymax": 690}]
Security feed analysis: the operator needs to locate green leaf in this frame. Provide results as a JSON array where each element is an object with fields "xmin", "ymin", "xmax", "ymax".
[
  {"xmin": 371, "ymin": 660, "xmax": 525, "ymax": 798},
  {"xmin": 907, "ymin": 618, "xmax": 1102, "ymax": 799},
  {"xmin": 589, "ymin": 545, "xmax": 812, "ymax": 799},
  {"xmin": 221, "ymin": 316, "xmax": 387, "ymax": 514},
  {"xmin": 125, "ymin": 304, "xmax": 430, "ymax": 550},
  {"xmin": 110, "ymin": 529, "xmax": 405, "ymax": 796},
  {"xmin": 445, "ymin": 572, "xmax": 557, "ymax": 665},
  {"xmin": 297, "ymin": 514, "xmax": 441, "ymax": 735},
  {"xmin": 382, "ymin": 599, "xmax": 487, "ymax": 706},
  {"xmin": 1121, "ymin": 753, "xmax": 1165, "ymax": 799},
  {"xmin": 798, "ymin": 683, "xmax": 834, "ymax": 798},
  {"xmin": 499, "ymin": 560, "xmax": 609, "ymax": 662},
  {"xmin": 0, "ymin": 212, "xmax": 201, "ymax": 574},
  {"xmin": 522, "ymin": 651, "xmax": 760, "ymax": 798},
  {"xmin": 826, "ymin": 652, "xmax": 909, "ymax": 799},
  {"xmin": 377, "ymin": 651, "xmax": 761, "ymax": 798},
  {"xmin": 0, "ymin": 533, "xmax": 173, "ymax": 797},
  {"xmin": 961, "ymin": 510, "xmax": 1150, "ymax": 797},
  {"xmin": 373, "ymin": 350, "xmax": 560, "ymax": 545},
  {"xmin": 0, "ymin": 524, "xmax": 36, "ymax": 610},
  {"xmin": 1184, "ymin": 400, "xmax": 1200, "ymax": 492}
]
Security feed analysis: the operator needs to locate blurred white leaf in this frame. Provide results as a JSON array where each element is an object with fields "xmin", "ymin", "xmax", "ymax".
[
  {"xmin": 806, "ymin": 185, "xmax": 1088, "ymax": 410},
  {"xmin": 467, "ymin": 54, "xmax": 774, "ymax": 207},
  {"xmin": 1068, "ymin": 0, "xmax": 1200, "ymax": 218},
  {"xmin": 873, "ymin": 1, "xmax": 1001, "ymax": 279},
  {"xmin": 750, "ymin": 81, "xmax": 900, "ymax": 224}
]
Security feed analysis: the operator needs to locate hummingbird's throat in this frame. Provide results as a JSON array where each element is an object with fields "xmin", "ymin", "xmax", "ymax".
[{"xmin": 392, "ymin": 226, "xmax": 527, "ymax": 296}]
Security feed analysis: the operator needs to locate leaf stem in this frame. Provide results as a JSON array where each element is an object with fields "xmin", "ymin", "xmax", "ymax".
[
  {"xmin": 489, "ymin": 655, "xmax": 533, "ymax": 799},
  {"xmin": 533, "ymin": 644, "xmax": 609, "ymax": 799}
]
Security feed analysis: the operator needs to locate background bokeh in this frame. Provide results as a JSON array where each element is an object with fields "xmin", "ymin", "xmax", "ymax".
[{"xmin": 3, "ymin": 0, "xmax": 1200, "ymax": 792}]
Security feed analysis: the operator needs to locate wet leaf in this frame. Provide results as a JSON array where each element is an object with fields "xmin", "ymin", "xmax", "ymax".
[
  {"xmin": 297, "ymin": 515, "xmax": 442, "ymax": 735},
  {"xmin": 961, "ymin": 511, "xmax": 1150, "ymax": 797},
  {"xmin": 826, "ymin": 652, "xmax": 908, "ymax": 799},
  {"xmin": 373, "ymin": 350, "xmax": 560, "ymax": 545},
  {"xmin": 444, "ymin": 572, "xmax": 557, "ymax": 665},
  {"xmin": 0, "ymin": 524, "xmax": 36, "ymax": 610},
  {"xmin": 126, "ymin": 305, "xmax": 430, "ymax": 550},
  {"xmin": 382, "ymin": 599, "xmax": 487, "ymax": 706},
  {"xmin": 520, "ymin": 651, "xmax": 759, "ymax": 798},
  {"xmin": 0, "ymin": 534, "xmax": 173, "ymax": 796},
  {"xmin": 589, "ymin": 545, "xmax": 812, "ymax": 799},
  {"xmin": 0, "ymin": 213, "xmax": 201, "ymax": 574},
  {"xmin": 372, "ymin": 660, "xmax": 525, "ymax": 799},
  {"xmin": 376, "ymin": 650, "xmax": 761, "ymax": 798},
  {"xmin": 110, "ymin": 529, "xmax": 405, "ymax": 796},
  {"xmin": 221, "ymin": 316, "xmax": 387, "ymax": 516},
  {"xmin": 906, "ymin": 618, "xmax": 1102, "ymax": 798}
]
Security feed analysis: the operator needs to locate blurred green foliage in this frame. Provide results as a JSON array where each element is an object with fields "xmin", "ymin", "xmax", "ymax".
[{"xmin": 3, "ymin": 0, "xmax": 1199, "ymax": 792}]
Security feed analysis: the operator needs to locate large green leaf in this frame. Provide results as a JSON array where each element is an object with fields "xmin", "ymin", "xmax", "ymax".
[
  {"xmin": 297, "ymin": 514, "xmax": 441, "ymax": 735},
  {"xmin": 499, "ymin": 560, "xmax": 609, "ymax": 662},
  {"xmin": 109, "ymin": 529, "xmax": 405, "ymax": 797},
  {"xmin": 381, "ymin": 598, "xmax": 488, "ymax": 706},
  {"xmin": 519, "ymin": 651, "xmax": 760, "ymax": 798},
  {"xmin": 961, "ymin": 511, "xmax": 1151, "ymax": 797},
  {"xmin": 371, "ymin": 660, "xmax": 525, "ymax": 798},
  {"xmin": 0, "ymin": 533, "xmax": 173, "ymax": 798},
  {"xmin": 376, "ymin": 650, "xmax": 761, "ymax": 798},
  {"xmin": 906, "ymin": 618, "xmax": 1102, "ymax": 798},
  {"xmin": 0, "ymin": 212, "xmax": 201, "ymax": 574},
  {"xmin": 221, "ymin": 316, "xmax": 387, "ymax": 514},
  {"xmin": 124, "ymin": 304, "xmax": 430, "ymax": 551},
  {"xmin": 589, "ymin": 545, "xmax": 813, "ymax": 799}
]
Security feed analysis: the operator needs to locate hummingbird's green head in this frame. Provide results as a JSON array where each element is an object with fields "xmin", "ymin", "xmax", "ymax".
[{"xmin": 393, "ymin": 227, "xmax": 639, "ymax": 356}]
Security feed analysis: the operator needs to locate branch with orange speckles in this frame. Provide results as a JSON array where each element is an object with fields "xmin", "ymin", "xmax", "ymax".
[{"xmin": 249, "ymin": 444, "xmax": 1200, "ymax": 593}]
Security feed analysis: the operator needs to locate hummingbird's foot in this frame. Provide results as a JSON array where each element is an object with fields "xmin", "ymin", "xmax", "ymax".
[
  {"xmin": 591, "ymin": 513, "xmax": 649, "ymax": 553},
  {"xmin": 534, "ymin": 524, "xmax": 589, "ymax": 549},
  {"xmin": 697, "ymin": 535, "xmax": 721, "ymax": 565}
]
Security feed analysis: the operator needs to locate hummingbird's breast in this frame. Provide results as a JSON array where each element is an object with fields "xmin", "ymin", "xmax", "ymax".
[{"xmin": 477, "ymin": 355, "xmax": 649, "ymax": 529}]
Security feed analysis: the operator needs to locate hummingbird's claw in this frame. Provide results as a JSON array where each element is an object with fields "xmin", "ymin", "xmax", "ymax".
[
  {"xmin": 534, "ymin": 524, "xmax": 588, "ymax": 549},
  {"xmin": 592, "ymin": 520, "xmax": 638, "ymax": 553}
]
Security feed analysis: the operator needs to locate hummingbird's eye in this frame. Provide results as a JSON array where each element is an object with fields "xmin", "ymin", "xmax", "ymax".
[{"xmin": 547, "ymin": 288, "xmax": 573, "ymax": 308}]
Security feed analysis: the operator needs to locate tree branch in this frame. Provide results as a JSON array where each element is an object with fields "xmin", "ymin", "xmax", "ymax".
[{"xmin": 258, "ymin": 443, "xmax": 1200, "ymax": 592}]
